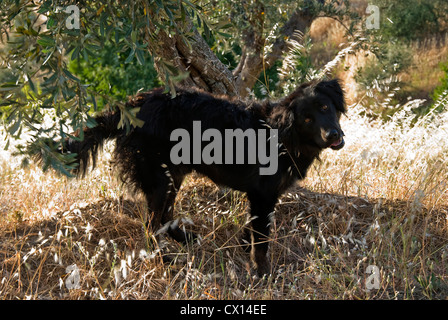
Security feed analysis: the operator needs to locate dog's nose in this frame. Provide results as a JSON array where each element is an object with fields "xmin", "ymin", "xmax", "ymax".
[{"xmin": 326, "ymin": 129, "xmax": 339, "ymax": 141}]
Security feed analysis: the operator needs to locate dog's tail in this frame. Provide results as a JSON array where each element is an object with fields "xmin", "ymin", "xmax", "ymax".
[{"xmin": 64, "ymin": 111, "xmax": 122, "ymax": 176}]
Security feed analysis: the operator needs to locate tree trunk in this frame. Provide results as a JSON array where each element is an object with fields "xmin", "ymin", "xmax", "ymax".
[{"xmin": 147, "ymin": 0, "xmax": 324, "ymax": 98}]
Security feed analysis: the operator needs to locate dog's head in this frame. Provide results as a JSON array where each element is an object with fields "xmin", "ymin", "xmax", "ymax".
[{"xmin": 278, "ymin": 79, "xmax": 346, "ymax": 151}]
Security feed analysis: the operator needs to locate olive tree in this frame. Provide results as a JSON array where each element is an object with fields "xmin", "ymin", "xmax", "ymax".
[{"xmin": 0, "ymin": 0, "xmax": 360, "ymax": 174}]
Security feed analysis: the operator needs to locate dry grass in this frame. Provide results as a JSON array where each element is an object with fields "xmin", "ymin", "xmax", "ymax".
[
  {"xmin": 347, "ymin": 36, "xmax": 448, "ymax": 104},
  {"xmin": 309, "ymin": 5, "xmax": 448, "ymax": 105},
  {"xmin": 1, "ymin": 96, "xmax": 448, "ymax": 300},
  {"xmin": 309, "ymin": 17, "xmax": 348, "ymax": 69},
  {"xmin": 402, "ymin": 36, "xmax": 448, "ymax": 100}
]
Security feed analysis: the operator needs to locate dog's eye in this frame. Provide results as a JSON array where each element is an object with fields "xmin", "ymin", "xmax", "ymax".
[
  {"xmin": 322, "ymin": 105, "xmax": 328, "ymax": 111},
  {"xmin": 304, "ymin": 118, "xmax": 312, "ymax": 123}
]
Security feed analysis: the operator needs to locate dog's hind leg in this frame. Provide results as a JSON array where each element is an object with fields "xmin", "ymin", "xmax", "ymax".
[
  {"xmin": 247, "ymin": 191, "xmax": 278, "ymax": 276},
  {"xmin": 160, "ymin": 171, "xmax": 197, "ymax": 244},
  {"xmin": 140, "ymin": 170, "xmax": 172, "ymax": 233},
  {"xmin": 137, "ymin": 162, "xmax": 195, "ymax": 244}
]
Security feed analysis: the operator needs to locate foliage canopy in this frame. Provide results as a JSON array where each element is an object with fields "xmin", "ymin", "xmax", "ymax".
[{"xmin": 4, "ymin": 0, "xmax": 440, "ymax": 174}]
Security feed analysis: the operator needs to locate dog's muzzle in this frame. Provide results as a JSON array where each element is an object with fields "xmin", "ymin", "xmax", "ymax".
[
  {"xmin": 326, "ymin": 129, "xmax": 345, "ymax": 150},
  {"xmin": 329, "ymin": 137, "xmax": 345, "ymax": 150}
]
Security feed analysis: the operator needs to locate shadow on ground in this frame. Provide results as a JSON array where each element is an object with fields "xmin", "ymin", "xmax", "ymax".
[{"xmin": 1, "ymin": 179, "xmax": 447, "ymax": 299}]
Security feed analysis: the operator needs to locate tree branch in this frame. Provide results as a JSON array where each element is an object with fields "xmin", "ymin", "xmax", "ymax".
[
  {"xmin": 174, "ymin": 22, "xmax": 238, "ymax": 95},
  {"xmin": 233, "ymin": 0, "xmax": 325, "ymax": 97},
  {"xmin": 145, "ymin": 15, "xmax": 238, "ymax": 96},
  {"xmin": 145, "ymin": 0, "xmax": 325, "ymax": 98}
]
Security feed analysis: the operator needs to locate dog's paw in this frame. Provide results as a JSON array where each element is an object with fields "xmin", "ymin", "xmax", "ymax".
[
  {"xmin": 238, "ymin": 229, "xmax": 252, "ymax": 253},
  {"xmin": 169, "ymin": 227, "xmax": 198, "ymax": 245},
  {"xmin": 252, "ymin": 254, "xmax": 272, "ymax": 277}
]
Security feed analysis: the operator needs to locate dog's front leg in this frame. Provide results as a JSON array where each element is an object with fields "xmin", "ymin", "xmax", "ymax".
[{"xmin": 247, "ymin": 192, "xmax": 277, "ymax": 276}]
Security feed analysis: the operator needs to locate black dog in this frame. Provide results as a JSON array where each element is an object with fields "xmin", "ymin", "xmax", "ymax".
[{"xmin": 63, "ymin": 79, "xmax": 346, "ymax": 275}]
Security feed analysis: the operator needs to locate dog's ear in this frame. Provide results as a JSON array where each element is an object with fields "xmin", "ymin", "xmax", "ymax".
[
  {"xmin": 278, "ymin": 81, "xmax": 314, "ymax": 108},
  {"xmin": 315, "ymin": 79, "xmax": 346, "ymax": 113}
]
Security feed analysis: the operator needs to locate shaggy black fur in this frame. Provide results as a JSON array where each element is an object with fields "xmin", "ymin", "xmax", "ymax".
[{"xmin": 62, "ymin": 79, "xmax": 346, "ymax": 275}]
